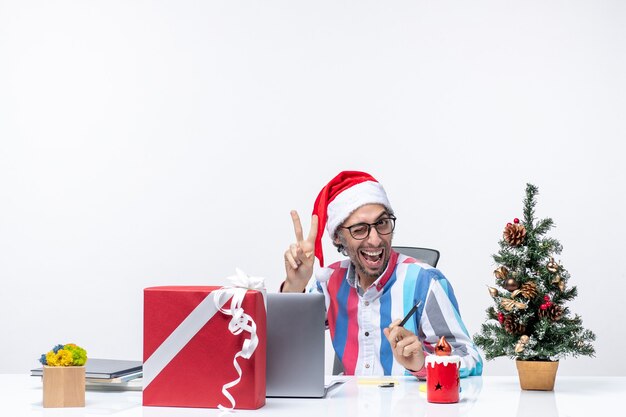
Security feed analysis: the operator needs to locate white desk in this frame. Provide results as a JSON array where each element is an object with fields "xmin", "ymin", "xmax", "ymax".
[{"xmin": 1, "ymin": 374, "xmax": 622, "ymax": 417}]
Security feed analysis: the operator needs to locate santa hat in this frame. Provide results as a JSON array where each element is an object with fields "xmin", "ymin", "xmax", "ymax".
[{"xmin": 312, "ymin": 171, "xmax": 392, "ymax": 267}]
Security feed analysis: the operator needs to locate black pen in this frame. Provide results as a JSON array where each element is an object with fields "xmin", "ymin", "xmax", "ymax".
[{"xmin": 398, "ymin": 300, "xmax": 422, "ymax": 327}]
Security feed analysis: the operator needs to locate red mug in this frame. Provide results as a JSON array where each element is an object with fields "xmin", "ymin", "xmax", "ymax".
[{"xmin": 425, "ymin": 355, "xmax": 461, "ymax": 403}]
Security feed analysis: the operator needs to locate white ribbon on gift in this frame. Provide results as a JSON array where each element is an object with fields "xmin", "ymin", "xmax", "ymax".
[
  {"xmin": 213, "ymin": 269, "xmax": 266, "ymax": 411},
  {"xmin": 143, "ymin": 269, "xmax": 266, "ymax": 412}
]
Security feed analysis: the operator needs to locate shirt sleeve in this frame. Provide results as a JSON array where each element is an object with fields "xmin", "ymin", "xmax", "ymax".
[
  {"xmin": 418, "ymin": 269, "xmax": 483, "ymax": 377},
  {"xmin": 408, "ymin": 355, "xmax": 428, "ymax": 379}
]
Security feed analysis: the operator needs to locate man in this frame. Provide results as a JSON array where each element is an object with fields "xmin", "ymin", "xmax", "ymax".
[{"xmin": 282, "ymin": 171, "xmax": 482, "ymax": 377}]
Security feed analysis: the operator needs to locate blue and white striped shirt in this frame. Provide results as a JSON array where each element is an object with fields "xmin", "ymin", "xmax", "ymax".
[{"xmin": 313, "ymin": 250, "xmax": 483, "ymax": 377}]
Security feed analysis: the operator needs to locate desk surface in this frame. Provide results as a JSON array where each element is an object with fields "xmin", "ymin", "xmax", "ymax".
[{"xmin": 1, "ymin": 374, "xmax": 622, "ymax": 417}]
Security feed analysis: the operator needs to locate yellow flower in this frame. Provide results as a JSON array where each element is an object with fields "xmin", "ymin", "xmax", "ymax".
[
  {"xmin": 45, "ymin": 351, "xmax": 58, "ymax": 366},
  {"xmin": 45, "ymin": 349, "xmax": 74, "ymax": 366},
  {"xmin": 58, "ymin": 350, "xmax": 74, "ymax": 366}
]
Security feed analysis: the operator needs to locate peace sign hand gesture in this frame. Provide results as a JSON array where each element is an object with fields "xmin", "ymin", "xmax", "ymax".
[{"xmin": 282, "ymin": 211, "xmax": 318, "ymax": 293}]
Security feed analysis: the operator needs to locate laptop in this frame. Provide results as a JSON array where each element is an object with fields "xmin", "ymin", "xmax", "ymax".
[{"xmin": 266, "ymin": 292, "xmax": 326, "ymax": 398}]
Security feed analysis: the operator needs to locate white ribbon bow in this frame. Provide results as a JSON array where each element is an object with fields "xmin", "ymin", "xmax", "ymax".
[
  {"xmin": 227, "ymin": 268, "xmax": 266, "ymax": 291},
  {"xmin": 214, "ymin": 269, "xmax": 266, "ymax": 411}
]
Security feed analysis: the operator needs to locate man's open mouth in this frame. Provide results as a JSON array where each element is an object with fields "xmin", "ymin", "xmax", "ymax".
[{"xmin": 360, "ymin": 248, "xmax": 384, "ymax": 269}]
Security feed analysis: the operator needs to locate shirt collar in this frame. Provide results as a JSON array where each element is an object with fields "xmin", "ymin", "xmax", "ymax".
[{"xmin": 346, "ymin": 249, "xmax": 399, "ymax": 298}]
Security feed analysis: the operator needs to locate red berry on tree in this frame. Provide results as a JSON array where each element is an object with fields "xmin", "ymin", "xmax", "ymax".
[
  {"xmin": 544, "ymin": 295, "xmax": 551, "ymax": 302},
  {"xmin": 540, "ymin": 304, "xmax": 548, "ymax": 310},
  {"xmin": 498, "ymin": 312, "xmax": 504, "ymax": 323},
  {"xmin": 514, "ymin": 218, "xmax": 520, "ymax": 224}
]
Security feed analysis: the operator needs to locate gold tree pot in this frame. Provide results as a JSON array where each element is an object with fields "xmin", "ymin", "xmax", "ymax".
[{"xmin": 515, "ymin": 359, "xmax": 559, "ymax": 391}]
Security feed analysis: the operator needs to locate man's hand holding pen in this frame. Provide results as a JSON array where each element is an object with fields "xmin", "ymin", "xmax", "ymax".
[{"xmin": 383, "ymin": 301, "xmax": 425, "ymax": 372}]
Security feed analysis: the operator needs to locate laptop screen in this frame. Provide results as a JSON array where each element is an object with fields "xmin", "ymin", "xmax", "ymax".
[{"xmin": 265, "ymin": 292, "xmax": 326, "ymax": 398}]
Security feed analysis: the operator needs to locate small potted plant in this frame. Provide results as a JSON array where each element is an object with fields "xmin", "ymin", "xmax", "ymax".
[
  {"xmin": 39, "ymin": 343, "xmax": 87, "ymax": 407},
  {"xmin": 473, "ymin": 184, "xmax": 595, "ymax": 390}
]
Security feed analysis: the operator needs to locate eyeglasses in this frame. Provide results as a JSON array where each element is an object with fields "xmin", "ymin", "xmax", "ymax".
[{"xmin": 339, "ymin": 216, "xmax": 396, "ymax": 240}]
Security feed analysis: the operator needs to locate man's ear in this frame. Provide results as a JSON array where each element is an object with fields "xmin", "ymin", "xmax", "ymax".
[{"xmin": 332, "ymin": 231, "xmax": 342, "ymax": 246}]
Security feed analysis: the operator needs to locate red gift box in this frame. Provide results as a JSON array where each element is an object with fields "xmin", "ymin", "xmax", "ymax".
[{"xmin": 143, "ymin": 286, "xmax": 266, "ymax": 409}]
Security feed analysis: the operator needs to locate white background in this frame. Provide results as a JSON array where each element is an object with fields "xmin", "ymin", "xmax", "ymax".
[{"xmin": 1, "ymin": 1, "xmax": 624, "ymax": 376}]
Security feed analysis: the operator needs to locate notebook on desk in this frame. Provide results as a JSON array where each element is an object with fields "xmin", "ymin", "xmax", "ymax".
[{"xmin": 266, "ymin": 292, "xmax": 326, "ymax": 398}]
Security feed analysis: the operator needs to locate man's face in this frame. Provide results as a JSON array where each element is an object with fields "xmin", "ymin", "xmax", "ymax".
[{"xmin": 334, "ymin": 204, "xmax": 393, "ymax": 284}]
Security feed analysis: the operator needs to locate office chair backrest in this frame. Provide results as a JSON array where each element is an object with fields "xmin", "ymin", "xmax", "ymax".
[
  {"xmin": 332, "ymin": 246, "xmax": 440, "ymax": 375},
  {"xmin": 392, "ymin": 246, "xmax": 440, "ymax": 268}
]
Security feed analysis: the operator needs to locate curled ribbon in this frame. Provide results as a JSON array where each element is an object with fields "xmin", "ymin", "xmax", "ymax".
[{"xmin": 214, "ymin": 269, "xmax": 266, "ymax": 411}]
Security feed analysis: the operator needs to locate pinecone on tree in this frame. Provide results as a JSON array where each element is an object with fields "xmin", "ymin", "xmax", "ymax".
[
  {"xmin": 518, "ymin": 282, "xmax": 538, "ymax": 299},
  {"xmin": 503, "ymin": 223, "xmax": 526, "ymax": 246},
  {"xmin": 503, "ymin": 315, "xmax": 526, "ymax": 335},
  {"xmin": 539, "ymin": 304, "xmax": 564, "ymax": 321}
]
